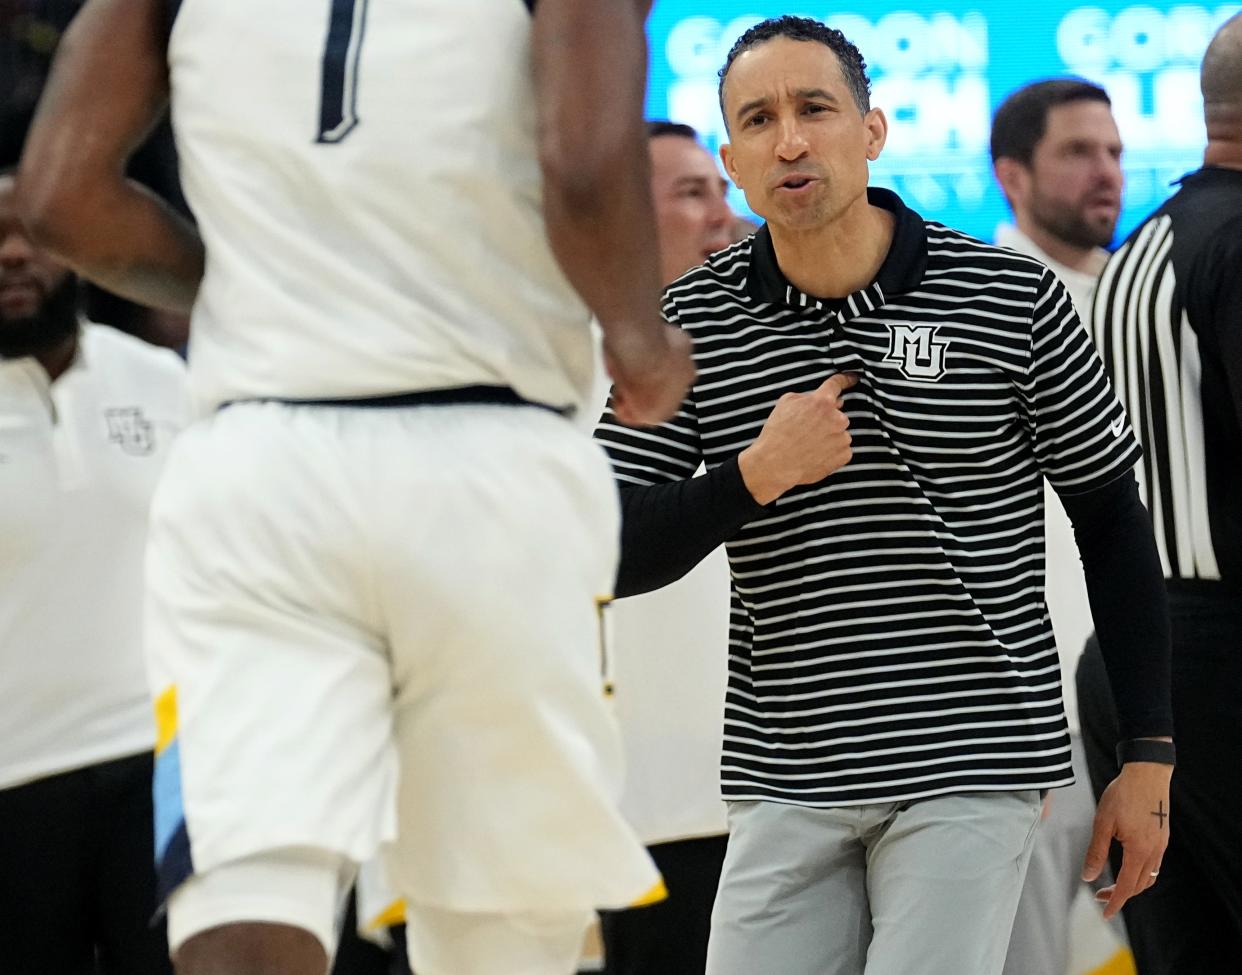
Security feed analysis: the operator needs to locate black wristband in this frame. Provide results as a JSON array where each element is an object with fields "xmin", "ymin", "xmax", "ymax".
[{"xmin": 1116, "ymin": 738, "xmax": 1177, "ymax": 767}]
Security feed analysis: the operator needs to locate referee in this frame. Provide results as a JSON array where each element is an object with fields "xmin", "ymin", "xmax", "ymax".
[
  {"xmin": 596, "ymin": 17, "xmax": 1175, "ymax": 975},
  {"xmin": 1081, "ymin": 13, "xmax": 1242, "ymax": 973}
]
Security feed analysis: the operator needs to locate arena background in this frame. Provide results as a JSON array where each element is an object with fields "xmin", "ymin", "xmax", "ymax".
[{"xmin": 646, "ymin": 0, "xmax": 1241, "ymax": 243}]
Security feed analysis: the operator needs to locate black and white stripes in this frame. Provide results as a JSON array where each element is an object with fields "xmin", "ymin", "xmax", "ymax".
[
  {"xmin": 1091, "ymin": 167, "xmax": 1242, "ymax": 588},
  {"xmin": 597, "ymin": 189, "xmax": 1141, "ymax": 806}
]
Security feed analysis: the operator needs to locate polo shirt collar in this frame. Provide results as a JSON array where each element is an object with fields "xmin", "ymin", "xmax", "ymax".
[
  {"xmin": 746, "ymin": 187, "xmax": 928, "ymax": 310},
  {"xmin": 0, "ymin": 323, "xmax": 87, "ymax": 422}
]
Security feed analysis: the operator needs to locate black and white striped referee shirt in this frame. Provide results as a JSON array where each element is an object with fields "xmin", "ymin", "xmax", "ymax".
[
  {"xmin": 596, "ymin": 188, "xmax": 1143, "ymax": 806},
  {"xmin": 1092, "ymin": 166, "xmax": 1242, "ymax": 594}
]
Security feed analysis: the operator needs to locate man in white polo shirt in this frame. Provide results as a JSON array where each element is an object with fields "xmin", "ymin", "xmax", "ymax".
[
  {"xmin": 599, "ymin": 121, "xmax": 734, "ymax": 975},
  {"xmin": 990, "ymin": 79, "xmax": 1130, "ymax": 975},
  {"xmin": 0, "ymin": 169, "xmax": 188, "ymax": 974}
]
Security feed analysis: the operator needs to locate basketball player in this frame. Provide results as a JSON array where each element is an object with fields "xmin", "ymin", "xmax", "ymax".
[{"xmin": 18, "ymin": 1, "xmax": 694, "ymax": 974}]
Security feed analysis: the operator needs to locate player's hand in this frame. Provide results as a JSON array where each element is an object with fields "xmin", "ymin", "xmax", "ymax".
[
  {"xmin": 1083, "ymin": 760, "xmax": 1172, "ymax": 919},
  {"xmin": 605, "ymin": 323, "xmax": 695, "ymax": 427},
  {"xmin": 738, "ymin": 372, "xmax": 858, "ymax": 505}
]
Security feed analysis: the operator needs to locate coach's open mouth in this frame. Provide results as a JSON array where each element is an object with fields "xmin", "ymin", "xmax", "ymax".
[{"xmin": 776, "ymin": 174, "xmax": 818, "ymax": 192}]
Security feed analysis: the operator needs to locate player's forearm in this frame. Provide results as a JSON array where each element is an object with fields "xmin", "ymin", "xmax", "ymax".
[
  {"xmin": 17, "ymin": 0, "xmax": 200, "ymax": 313},
  {"xmin": 1061, "ymin": 471, "xmax": 1173, "ymax": 739},
  {"xmin": 22, "ymin": 176, "xmax": 203, "ymax": 315},
  {"xmin": 533, "ymin": 0, "xmax": 666, "ymax": 345},
  {"xmin": 540, "ymin": 158, "xmax": 664, "ymax": 341}
]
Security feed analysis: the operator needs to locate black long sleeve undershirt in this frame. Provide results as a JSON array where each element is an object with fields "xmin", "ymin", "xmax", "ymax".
[
  {"xmin": 615, "ymin": 455, "xmax": 764, "ymax": 598},
  {"xmin": 1059, "ymin": 469, "xmax": 1173, "ymax": 740},
  {"xmin": 616, "ymin": 458, "xmax": 1172, "ymax": 741}
]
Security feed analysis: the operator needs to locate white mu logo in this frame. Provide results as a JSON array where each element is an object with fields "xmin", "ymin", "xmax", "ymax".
[{"xmin": 885, "ymin": 324, "xmax": 949, "ymax": 381}]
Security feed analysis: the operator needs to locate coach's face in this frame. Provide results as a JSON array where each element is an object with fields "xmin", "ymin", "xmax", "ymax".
[{"xmin": 719, "ymin": 37, "xmax": 886, "ymax": 232}]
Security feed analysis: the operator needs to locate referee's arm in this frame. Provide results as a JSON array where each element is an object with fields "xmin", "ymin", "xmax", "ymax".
[{"xmin": 1198, "ymin": 219, "xmax": 1242, "ymax": 430}]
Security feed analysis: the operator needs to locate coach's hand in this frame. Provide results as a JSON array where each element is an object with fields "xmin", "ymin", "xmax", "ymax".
[
  {"xmin": 1083, "ymin": 759, "xmax": 1172, "ymax": 919},
  {"xmin": 738, "ymin": 372, "xmax": 858, "ymax": 505},
  {"xmin": 606, "ymin": 322, "xmax": 695, "ymax": 427}
]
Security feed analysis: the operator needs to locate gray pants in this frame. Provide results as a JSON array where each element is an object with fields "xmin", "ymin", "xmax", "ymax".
[
  {"xmin": 706, "ymin": 791, "xmax": 1042, "ymax": 975},
  {"xmin": 1003, "ymin": 736, "xmax": 1126, "ymax": 975}
]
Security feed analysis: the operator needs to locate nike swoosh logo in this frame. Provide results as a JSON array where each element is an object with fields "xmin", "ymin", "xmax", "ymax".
[{"xmin": 1110, "ymin": 417, "xmax": 1125, "ymax": 437}]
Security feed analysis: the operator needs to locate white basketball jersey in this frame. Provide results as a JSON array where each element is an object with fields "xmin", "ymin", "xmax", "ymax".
[{"xmin": 168, "ymin": 0, "xmax": 594, "ymax": 415}]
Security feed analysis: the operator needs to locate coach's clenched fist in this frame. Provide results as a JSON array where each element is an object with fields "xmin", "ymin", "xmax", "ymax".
[{"xmin": 737, "ymin": 372, "xmax": 858, "ymax": 505}]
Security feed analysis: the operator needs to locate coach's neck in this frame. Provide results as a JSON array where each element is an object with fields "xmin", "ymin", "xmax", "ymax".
[{"xmin": 769, "ymin": 195, "xmax": 894, "ymax": 300}]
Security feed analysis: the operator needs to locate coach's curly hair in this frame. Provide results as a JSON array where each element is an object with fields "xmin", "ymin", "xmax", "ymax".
[{"xmin": 717, "ymin": 16, "xmax": 872, "ymax": 123}]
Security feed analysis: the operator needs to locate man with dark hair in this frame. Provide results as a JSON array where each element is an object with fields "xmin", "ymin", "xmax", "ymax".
[
  {"xmin": 1083, "ymin": 13, "xmax": 1242, "ymax": 973},
  {"xmin": 991, "ymin": 79, "xmax": 1121, "ymax": 318},
  {"xmin": 599, "ymin": 120, "xmax": 733, "ymax": 975},
  {"xmin": 645, "ymin": 120, "xmax": 736, "ymax": 291},
  {"xmin": 988, "ymin": 78, "xmax": 1131, "ymax": 975},
  {"xmin": 0, "ymin": 168, "xmax": 186, "ymax": 975},
  {"xmin": 645, "ymin": 120, "xmax": 696, "ymax": 140},
  {"xmin": 716, "ymin": 16, "xmax": 872, "ymax": 116},
  {"xmin": 991, "ymin": 79, "xmax": 1112, "ymax": 167},
  {"xmin": 597, "ymin": 15, "xmax": 1175, "ymax": 975}
]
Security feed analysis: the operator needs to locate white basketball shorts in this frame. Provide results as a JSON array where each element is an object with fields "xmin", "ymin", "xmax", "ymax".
[{"xmin": 145, "ymin": 399, "xmax": 662, "ymax": 934}]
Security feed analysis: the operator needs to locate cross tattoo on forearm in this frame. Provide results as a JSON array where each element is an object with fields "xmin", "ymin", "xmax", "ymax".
[{"xmin": 1152, "ymin": 801, "xmax": 1168, "ymax": 828}]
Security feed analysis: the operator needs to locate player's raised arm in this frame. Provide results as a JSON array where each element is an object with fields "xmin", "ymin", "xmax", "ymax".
[
  {"xmin": 17, "ymin": 0, "xmax": 203, "ymax": 314},
  {"xmin": 532, "ymin": 0, "xmax": 694, "ymax": 426}
]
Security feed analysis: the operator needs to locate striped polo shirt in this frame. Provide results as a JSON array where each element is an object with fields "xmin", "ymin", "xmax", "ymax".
[{"xmin": 596, "ymin": 188, "xmax": 1142, "ymax": 806}]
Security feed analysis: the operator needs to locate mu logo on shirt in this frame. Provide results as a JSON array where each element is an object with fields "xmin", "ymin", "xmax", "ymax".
[
  {"xmin": 104, "ymin": 407, "xmax": 155, "ymax": 456},
  {"xmin": 885, "ymin": 324, "xmax": 949, "ymax": 381}
]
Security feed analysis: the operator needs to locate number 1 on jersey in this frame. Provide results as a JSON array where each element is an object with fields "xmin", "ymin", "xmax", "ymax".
[{"xmin": 317, "ymin": 0, "xmax": 370, "ymax": 143}]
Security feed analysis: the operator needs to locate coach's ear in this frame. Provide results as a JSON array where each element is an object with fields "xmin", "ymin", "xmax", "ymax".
[
  {"xmin": 863, "ymin": 107, "xmax": 887, "ymax": 162},
  {"xmin": 720, "ymin": 142, "xmax": 739, "ymax": 186}
]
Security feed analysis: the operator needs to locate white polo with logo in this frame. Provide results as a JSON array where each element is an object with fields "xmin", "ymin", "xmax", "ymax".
[{"xmin": 0, "ymin": 323, "xmax": 188, "ymax": 791}]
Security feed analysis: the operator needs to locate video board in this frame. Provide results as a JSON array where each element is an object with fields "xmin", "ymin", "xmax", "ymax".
[{"xmin": 646, "ymin": 1, "xmax": 1240, "ymax": 242}]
